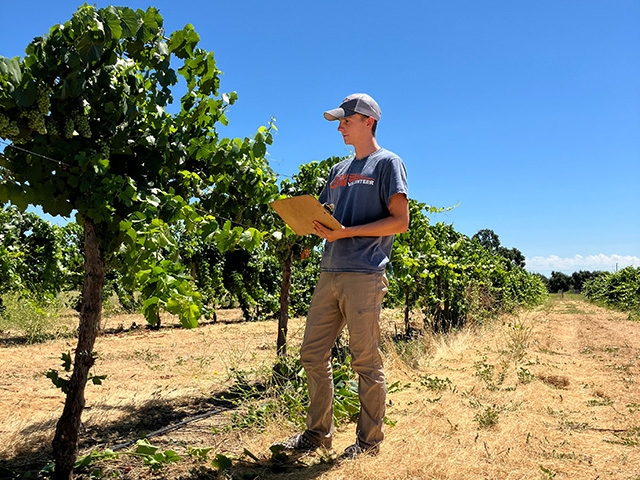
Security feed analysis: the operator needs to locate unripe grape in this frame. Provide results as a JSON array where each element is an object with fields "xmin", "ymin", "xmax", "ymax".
[
  {"xmin": 36, "ymin": 85, "xmax": 52, "ymax": 115},
  {"xmin": 64, "ymin": 118, "xmax": 75, "ymax": 139},
  {"xmin": 46, "ymin": 117, "xmax": 60, "ymax": 137},
  {"xmin": 72, "ymin": 110, "xmax": 91, "ymax": 138},
  {"xmin": 26, "ymin": 109, "xmax": 47, "ymax": 135}
]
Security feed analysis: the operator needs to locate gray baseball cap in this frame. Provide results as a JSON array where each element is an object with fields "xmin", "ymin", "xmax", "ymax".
[{"xmin": 324, "ymin": 93, "xmax": 382, "ymax": 121}]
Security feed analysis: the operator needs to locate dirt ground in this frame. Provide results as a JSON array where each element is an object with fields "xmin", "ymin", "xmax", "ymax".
[{"xmin": 1, "ymin": 295, "xmax": 639, "ymax": 479}]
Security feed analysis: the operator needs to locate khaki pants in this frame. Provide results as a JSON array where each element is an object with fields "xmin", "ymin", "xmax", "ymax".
[{"xmin": 300, "ymin": 271, "xmax": 388, "ymax": 449}]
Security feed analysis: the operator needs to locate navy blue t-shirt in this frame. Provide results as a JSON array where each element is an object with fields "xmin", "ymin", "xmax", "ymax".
[{"xmin": 318, "ymin": 148, "xmax": 408, "ymax": 273}]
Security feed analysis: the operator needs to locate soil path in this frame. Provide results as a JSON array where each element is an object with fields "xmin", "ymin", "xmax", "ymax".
[{"xmin": 1, "ymin": 297, "xmax": 639, "ymax": 479}]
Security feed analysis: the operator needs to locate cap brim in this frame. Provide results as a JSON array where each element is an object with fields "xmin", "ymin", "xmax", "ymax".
[
  {"xmin": 323, "ymin": 108, "xmax": 356, "ymax": 121},
  {"xmin": 323, "ymin": 108, "xmax": 344, "ymax": 121}
]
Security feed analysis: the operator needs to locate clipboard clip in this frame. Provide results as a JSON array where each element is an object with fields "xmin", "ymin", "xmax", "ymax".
[{"xmin": 322, "ymin": 203, "xmax": 335, "ymax": 215}]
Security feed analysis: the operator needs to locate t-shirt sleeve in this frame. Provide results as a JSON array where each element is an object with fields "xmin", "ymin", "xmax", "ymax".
[{"xmin": 380, "ymin": 155, "xmax": 409, "ymax": 206}]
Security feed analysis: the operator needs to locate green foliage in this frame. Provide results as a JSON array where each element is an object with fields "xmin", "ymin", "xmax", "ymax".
[
  {"xmin": 221, "ymin": 352, "xmax": 360, "ymax": 432},
  {"xmin": 388, "ymin": 204, "xmax": 547, "ymax": 335},
  {"xmin": 517, "ymin": 367, "xmax": 535, "ymax": 384},
  {"xmin": 289, "ymin": 247, "xmax": 322, "ymax": 316},
  {"xmin": 0, "ymin": 292, "xmax": 69, "ymax": 343},
  {"xmin": 74, "ymin": 448, "xmax": 119, "ymax": 471},
  {"xmin": 472, "ymin": 228, "xmax": 525, "ymax": 268},
  {"xmin": 74, "ymin": 440, "xmax": 182, "ymax": 473},
  {"xmin": 0, "ymin": 5, "xmax": 279, "ymax": 328},
  {"xmin": 547, "ymin": 271, "xmax": 572, "ymax": 293},
  {"xmin": 418, "ymin": 375, "xmax": 452, "ymax": 392},
  {"xmin": 212, "ymin": 453, "xmax": 233, "ymax": 471},
  {"xmin": 268, "ymin": 157, "xmax": 342, "ymax": 298},
  {"xmin": 132, "ymin": 438, "xmax": 181, "ymax": 470},
  {"xmin": 46, "ymin": 351, "xmax": 106, "ymax": 393},
  {"xmin": 583, "ymin": 266, "xmax": 640, "ymax": 318},
  {"xmin": 186, "ymin": 446, "xmax": 215, "ymax": 462},
  {"xmin": 0, "ymin": 206, "xmax": 82, "ymax": 303},
  {"xmin": 474, "ymin": 404, "xmax": 501, "ymax": 429}
]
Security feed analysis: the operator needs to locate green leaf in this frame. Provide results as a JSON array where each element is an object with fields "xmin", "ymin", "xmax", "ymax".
[
  {"xmin": 77, "ymin": 32, "xmax": 104, "ymax": 62},
  {"xmin": 212, "ymin": 453, "xmax": 232, "ymax": 471},
  {"xmin": 118, "ymin": 7, "xmax": 141, "ymax": 38},
  {"xmin": 135, "ymin": 439, "xmax": 158, "ymax": 456},
  {"xmin": 180, "ymin": 303, "xmax": 200, "ymax": 329},
  {"xmin": 103, "ymin": 8, "xmax": 123, "ymax": 40},
  {"xmin": 61, "ymin": 351, "xmax": 73, "ymax": 371},
  {"xmin": 186, "ymin": 446, "xmax": 214, "ymax": 460},
  {"xmin": 168, "ymin": 24, "xmax": 200, "ymax": 59},
  {"xmin": 90, "ymin": 374, "xmax": 107, "ymax": 386},
  {"xmin": 0, "ymin": 56, "xmax": 22, "ymax": 85},
  {"xmin": 142, "ymin": 296, "xmax": 160, "ymax": 310}
]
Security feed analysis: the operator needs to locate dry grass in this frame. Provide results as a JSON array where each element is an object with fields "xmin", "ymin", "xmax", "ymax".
[{"xmin": 1, "ymin": 296, "xmax": 639, "ymax": 479}]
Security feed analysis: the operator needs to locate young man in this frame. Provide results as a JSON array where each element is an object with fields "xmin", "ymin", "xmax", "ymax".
[{"xmin": 278, "ymin": 93, "xmax": 409, "ymax": 459}]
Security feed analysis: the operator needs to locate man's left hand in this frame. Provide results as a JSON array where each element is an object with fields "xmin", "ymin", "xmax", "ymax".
[{"xmin": 313, "ymin": 221, "xmax": 346, "ymax": 242}]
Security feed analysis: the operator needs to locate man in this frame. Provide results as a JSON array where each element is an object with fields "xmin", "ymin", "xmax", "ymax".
[{"xmin": 278, "ymin": 93, "xmax": 409, "ymax": 459}]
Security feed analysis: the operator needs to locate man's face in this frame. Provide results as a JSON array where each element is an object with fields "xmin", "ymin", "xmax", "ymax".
[{"xmin": 337, "ymin": 114, "xmax": 371, "ymax": 146}]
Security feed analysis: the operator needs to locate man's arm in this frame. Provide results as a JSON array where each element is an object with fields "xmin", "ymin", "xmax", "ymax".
[{"xmin": 313, "ymin": 192, "xmax": 409, "ymax": 242}]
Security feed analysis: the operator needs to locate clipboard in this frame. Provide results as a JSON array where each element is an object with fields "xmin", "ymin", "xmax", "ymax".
[{"xmin": 270, "ymin": 195, "xmax": 343, "ymax": 236}]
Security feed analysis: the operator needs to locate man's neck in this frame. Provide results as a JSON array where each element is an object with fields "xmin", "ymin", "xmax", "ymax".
[{"xmin": 354, "ymin": 138, "xmax": 381, "ymax": 160}]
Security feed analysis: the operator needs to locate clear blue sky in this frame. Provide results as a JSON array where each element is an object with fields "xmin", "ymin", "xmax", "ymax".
[{"xmin": 1, "ymin": 0, "xmax": 638, "ymax": 276}]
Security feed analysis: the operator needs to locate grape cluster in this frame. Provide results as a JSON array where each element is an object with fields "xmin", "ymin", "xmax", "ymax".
[
  {"xmin": 72, "ymin": 110, "xmax": 92, "ymax": 138},
  {"xmin": 22, "ymin": 109, "xmax": 47, "ymax": 135},
  {"xmin": 98, "ymin": 142, "xmax": 110, "ymax": 160},
  {"xmin": 45, "ymin": 117, "xmax": 60, "ymax": 137},
  {"xmin": 0, "ymin": 113, "xmax": 20, "ymax": 138},
  {"xmin": 63, "ymin": 118, "xmax": 75, "ymax": 139},
  {"xmin": 36, "ymin": 85, "xmax": 52, "ymax": 115}
]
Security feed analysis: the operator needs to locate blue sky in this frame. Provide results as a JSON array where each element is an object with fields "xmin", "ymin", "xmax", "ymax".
[{"xmin": 1, "ymin": 0, "xmax": 638, "ymax": 276}]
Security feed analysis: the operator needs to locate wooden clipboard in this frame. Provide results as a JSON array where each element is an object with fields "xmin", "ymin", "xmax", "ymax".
[{"xmin": 270, "ymin": 195, "xmax": 342, "ymax": 236}]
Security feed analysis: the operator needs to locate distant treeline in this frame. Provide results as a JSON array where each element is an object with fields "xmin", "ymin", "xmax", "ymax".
[{"xmin": 535, "ymin": 270, "xmax": 604, "ymax": 294}]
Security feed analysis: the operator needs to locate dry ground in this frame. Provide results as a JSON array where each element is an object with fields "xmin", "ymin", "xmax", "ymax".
[{"xmin": 1, "ymin": 295, "xmax": 639, "ymax": 479}]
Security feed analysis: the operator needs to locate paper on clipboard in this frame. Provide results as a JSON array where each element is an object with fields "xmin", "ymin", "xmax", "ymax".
[{"xmin": 270, "ymin": 195, "xmax": 343, "ymax": 236}]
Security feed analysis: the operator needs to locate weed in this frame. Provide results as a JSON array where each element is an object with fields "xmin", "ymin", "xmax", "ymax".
[
  {"xmin": 223, "ymin": 352, "xmax": 361, "ymax": 432},
  {"xmin": 604, "ymin": 426, "xmax": 640, "ymax": 447},
  {"xmin": 517, "ymin": 367, "xmax": 535, "ymax": 384},
  {"xmin": 603, "ymin": 345, "xmax": 620, "ymax": 356},
  {"xmin": 626, "ymin": 403, "xmax": 640, "ymax": 414},
  {"xmin": 130, "ymin": 438, "xmax": 181, "ymax": 471},
  {"xmin": 474, "ymin": 405, "xmax": 500, "ymax": 429},
  {"xmin": 539, "ymin": 464, "xmax": 557, "ymax": 479},
  {"xmin": 505, "ymin": 319, "xmax": 532, "ymax": 360},
  {"xmin": 474, "ymin": 357, "xmax": 507, "ymax": 391},
  {"xmin": 474, "ymin": 357, "xmax": 494, "ymax": 384},
  {"xmin": 186, "ymin": 446, "xmax": 214, "ymax": 461},
  {"xmin": 561, "ymin": 420, "xmax": 590, "ymax": 431},
  {"xmin": 73, "ymin": 439, "xmax": 180, "ymax": 474},
  {"xmin": 587, "ymin": 396, "xmax": 613, "ymax": 407},
  {"xmin": 391, "ymin": 334, "xmax": 430, "ymax": 369},
  {"xmin": 0, "ymin": 292, "xmax": 70, "ymax": 343},
  {"xmin": 387, "ymin": 380, "xmax": 410, "ymax": 394},
  {"xmin": 418, "ymin": 375, "xmax": 452, "ymax": 392},
  {"xmin": 561, "ymin": 304, "xmax": 589, "ymax": 315}
]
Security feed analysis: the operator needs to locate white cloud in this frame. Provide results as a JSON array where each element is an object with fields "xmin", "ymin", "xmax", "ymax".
[{"xmin": 526, "ymin": 254, "xmax": 640, "ymax": 275}]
